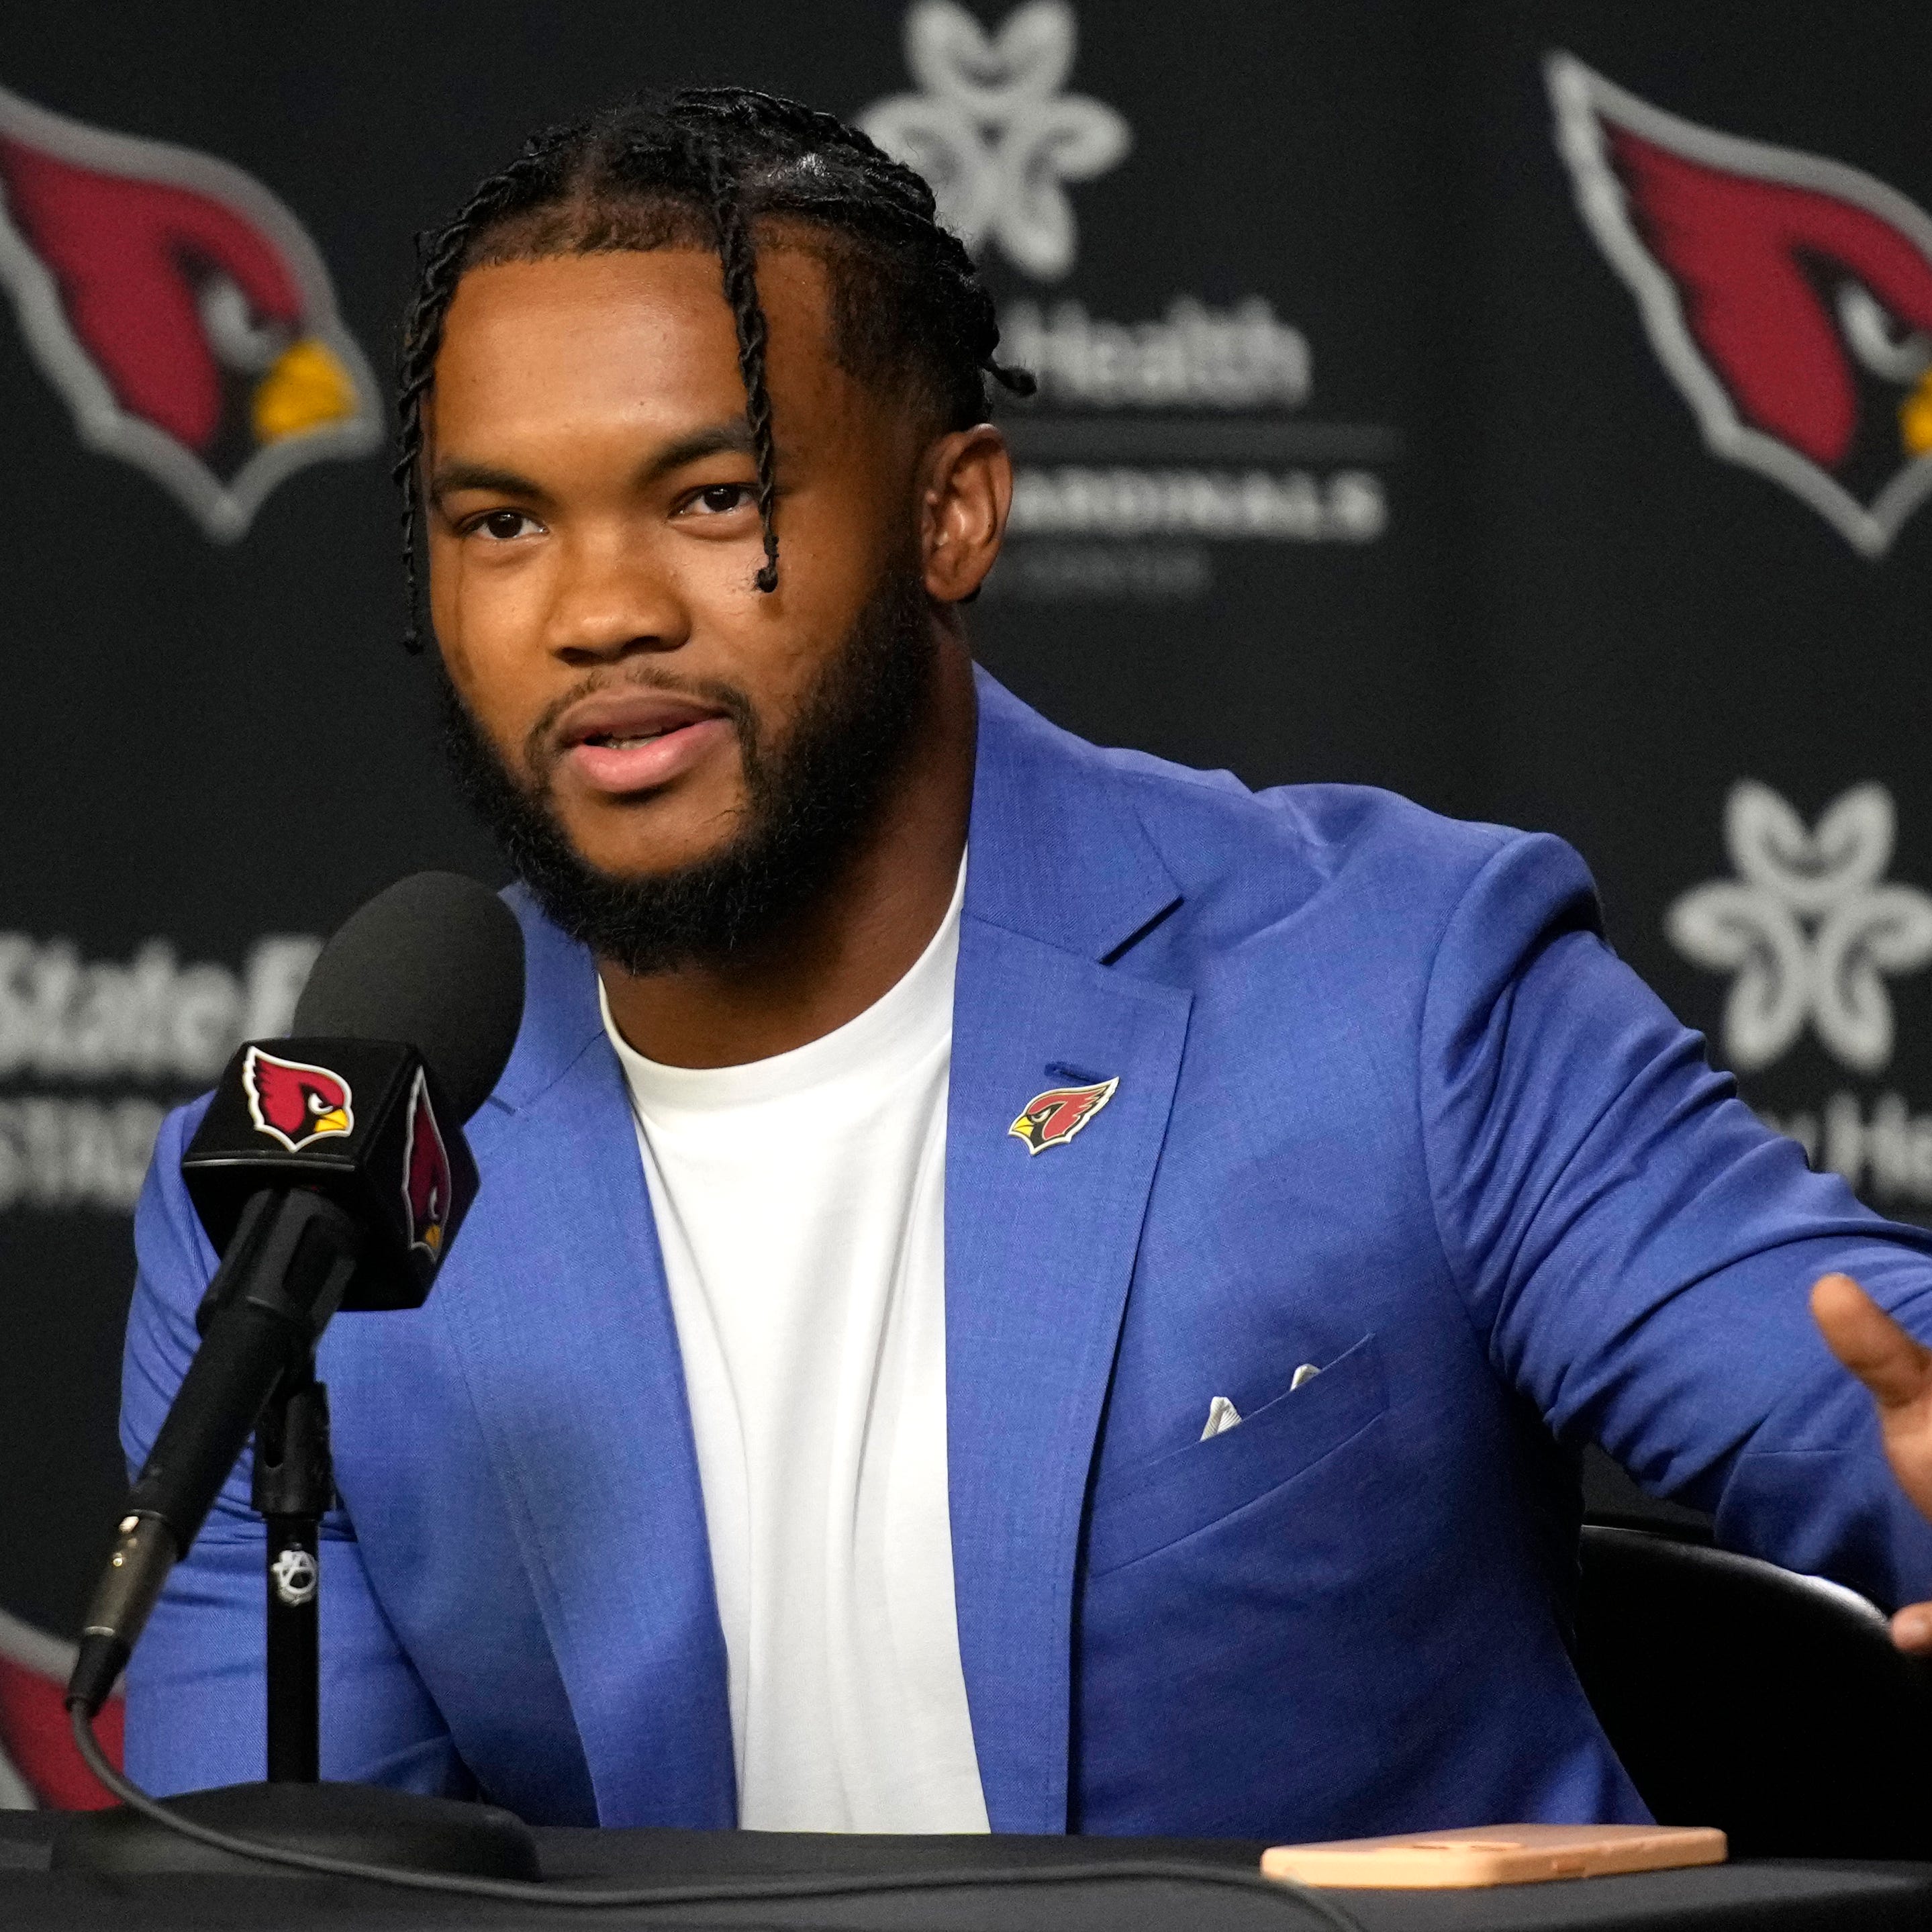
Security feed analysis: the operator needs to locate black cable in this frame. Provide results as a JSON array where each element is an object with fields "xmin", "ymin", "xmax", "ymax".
[{"xmin": 70, "ymin": 1705, "xmax": 1363, "ymax": 1931}]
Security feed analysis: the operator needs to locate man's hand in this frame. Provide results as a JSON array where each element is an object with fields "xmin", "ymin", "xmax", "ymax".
[{"xmin": 1810, "ymin": 1272, "xmax": 1932, "ymax": 1653}]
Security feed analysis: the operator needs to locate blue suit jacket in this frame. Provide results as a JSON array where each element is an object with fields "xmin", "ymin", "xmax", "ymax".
[{"xmin": 125, "ymin": 672, "xmax": 1932, "ymax": 1837}]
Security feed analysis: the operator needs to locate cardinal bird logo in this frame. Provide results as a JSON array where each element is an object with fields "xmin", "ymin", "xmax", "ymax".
[
  {"xmin": 0, "ymin": 82, "xmax": 379, "ymax": 540},
  {"xmin": 401, "ymin": 1067, "xmax": 452, "ymax": 1259},
  {"xmin": 1008, "ymin": 1076, "xmax": 1118, "ymax": 1155},
  {"xmin": 1547, "ymin": 52, "xmax": 1932, "ymax": 558},
  {"xmin": 0, "ymin": 1605, "xmax": 124, "ymax": 1809},
  {"xmin": 242, "ymin": 1047, "xmax": 354, "ymax": 1153}
]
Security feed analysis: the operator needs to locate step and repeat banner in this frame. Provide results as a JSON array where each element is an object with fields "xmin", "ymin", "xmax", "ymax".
[{"xmin": 3, "ymin": 0, "xmax": 1931, "ymax": 1803}]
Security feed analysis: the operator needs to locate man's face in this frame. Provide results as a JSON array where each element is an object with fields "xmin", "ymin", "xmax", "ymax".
[{"xmin": 424, "ymin": 244, "xmax": 931, "ymax": 887}]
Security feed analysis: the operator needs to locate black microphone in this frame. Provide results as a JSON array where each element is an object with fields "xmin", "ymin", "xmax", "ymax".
[{"xmin": 68, "ymin": 873, "xmax": 524, "ymax": 1716}]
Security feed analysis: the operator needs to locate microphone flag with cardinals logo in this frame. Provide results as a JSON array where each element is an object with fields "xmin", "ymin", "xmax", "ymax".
[
  {"xmin": 402, "ymin": 1066, "xmax": 452, "ymax": 1258},
  {"xmin": 242, "ymin": 1046, "xmax": 354, "ymax": 1154},
  {"xmin": 0, "ymin": 1606, "xmax": 122, "ymax": 1810},
  {"xmin": 0, "ymin": 81, "xmax": 380, "ymax": 540},
  {"xmin": 1548, "ymin": 52, "xmax": 1932, "ymax": 559}
]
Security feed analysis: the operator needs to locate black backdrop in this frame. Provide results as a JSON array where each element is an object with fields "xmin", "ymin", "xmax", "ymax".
[{"xmin": 3, "ymin": 0, "xmax": 1931, "ymax": 1788}]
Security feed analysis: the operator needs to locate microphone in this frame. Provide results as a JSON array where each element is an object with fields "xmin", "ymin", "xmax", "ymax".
[{"xmin": 68, "ymin": 873, "xmax": 524, "ymax": 1717}]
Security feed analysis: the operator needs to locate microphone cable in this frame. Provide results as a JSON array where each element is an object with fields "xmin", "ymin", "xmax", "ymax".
[{"xmin": 70, "ymin": 1704, "xmax": 1363, "ymax": 1931}]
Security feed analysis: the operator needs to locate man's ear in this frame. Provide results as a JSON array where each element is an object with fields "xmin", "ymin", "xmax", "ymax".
[{"xmin": 919, "ymin": 424, "xmax": 1012, "ymax": 603}]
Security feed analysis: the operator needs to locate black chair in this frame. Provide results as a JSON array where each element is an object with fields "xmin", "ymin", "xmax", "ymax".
[{"xmin": 1575, "ymin": 1523, "xmax": 1932, "ymax": 1857}]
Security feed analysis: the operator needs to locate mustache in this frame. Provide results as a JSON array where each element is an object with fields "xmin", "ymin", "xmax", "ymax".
[
  {"xmin": 432, "ymin": 548, "xmax": 934, "ymax": 978},
  {"xmin": 520, "ymin": 666, "xmax": 758, "ymax": 783}
]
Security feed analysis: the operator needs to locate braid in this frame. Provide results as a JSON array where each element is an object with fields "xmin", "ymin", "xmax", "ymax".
[
  {"xmin": 394, "ymin": 87, "xmax": 1036, "ymax": 648},
  {"xmin": 393, "ymin": 144, "xmax": 567, "ymax": 651},
  {"xmin": 679, "ymin": 85, "xmax": 1036, "ymax": 410},
  {"xmin": 701, "ymin": 139, "xmax": 781, "ymax": 594}
]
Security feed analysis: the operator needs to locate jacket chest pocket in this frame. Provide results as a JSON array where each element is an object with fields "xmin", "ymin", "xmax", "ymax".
[{"xmin": 1083, "ymin": 1333, "xmax": 1387, "ymax": 1578}]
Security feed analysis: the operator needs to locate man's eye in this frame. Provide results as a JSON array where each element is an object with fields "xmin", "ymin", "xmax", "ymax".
[
  {"xmin": 693, "ymin": 484, "xmax": 752, "ymax": 515},
  {"xmin": 475, "ymin": 510, "xmax": 539, "ymax": 541}
]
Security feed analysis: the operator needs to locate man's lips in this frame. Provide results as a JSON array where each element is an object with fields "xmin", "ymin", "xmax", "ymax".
[{"xmin": 553, "ymin": 691, "xmax": 735, "ymax": 797}]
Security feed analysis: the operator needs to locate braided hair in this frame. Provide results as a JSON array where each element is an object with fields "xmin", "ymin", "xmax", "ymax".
[{"xmin": 395, "ymin": 87, "xmax": 1036, "ymax": 650}]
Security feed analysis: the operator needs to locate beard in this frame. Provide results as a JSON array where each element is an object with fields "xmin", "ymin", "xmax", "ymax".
[{"xmin": 437, "ymin": 559, "xmax": 936, "ymax": 977}]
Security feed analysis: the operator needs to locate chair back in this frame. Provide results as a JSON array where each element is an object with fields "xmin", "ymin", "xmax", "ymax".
[{"xmin": 1577, "ymin": 1524, "xmax": 1932, "ymax": 1857}]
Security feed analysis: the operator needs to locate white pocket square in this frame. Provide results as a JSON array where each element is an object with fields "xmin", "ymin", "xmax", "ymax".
[
  {"xmin": 1201, "ymin": 1364, "xmax": 1321, "ymax": 1440},
  {"xmin": 1201, "ymin": 1395, "xmax": 1243, "ymax": 1440}
]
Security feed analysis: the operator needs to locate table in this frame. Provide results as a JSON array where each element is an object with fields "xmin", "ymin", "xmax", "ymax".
[{"xmin": 2, "ymin": 1813, "xmax": 1928, "ymax": 1931}]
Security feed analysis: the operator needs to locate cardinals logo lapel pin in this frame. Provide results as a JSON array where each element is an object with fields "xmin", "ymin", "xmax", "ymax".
[
  {"xmin": 1548, "ymin": 52, "xmax": 1932, "ymax": 559},
  {"xmin": 0, "ymin": 81, "xmax": 381, "ymax": 540},
  {"xmin": 1009, "ymin": 1076, "xmax": 1119, "ymax": 1155},
  {"xmin": 242, "ymin": 1047, "xmax": 354, "ymax": 1153}
]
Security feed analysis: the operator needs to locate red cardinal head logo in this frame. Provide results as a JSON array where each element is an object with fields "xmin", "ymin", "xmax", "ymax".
[
  {"xmin": 0, "ymin": 1605, "xmax": 124, "ymax": 1809},
  {"xmin": 1008, "ymin": 1076, "xmax": 1119, "ymax": 1155},
  {"xmin": 0, "ymin": 82, "xmax": 379, "ymax": 540},
  {"xmin": 401, "ymin": 1067, "xmax": 452, "ymax": 1259},
  {"xmin": 242, "ymin": 1047, "xmax": 354, "ymax": 1153},
  {"xmin": 1548, "ymin": 52, "xmax": 1932, "ymax": 558}
]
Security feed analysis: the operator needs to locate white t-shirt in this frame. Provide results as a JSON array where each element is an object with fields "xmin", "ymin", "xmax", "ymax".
[{"xmin": 599, "ymin": 864, "xmax": 988, "ymax": 1833}]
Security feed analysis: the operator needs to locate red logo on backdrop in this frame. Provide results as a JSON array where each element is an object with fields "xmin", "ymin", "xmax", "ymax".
[
  {"xmin": 401, "ymin": 1067, "xmax": 452, "ymax": 1258},
  {"xmin": 243, "ymin": 1046, "xmax": 354, "ymax": 1153},
  {"xmin": 0, "ymin": 1607, "xmax": 123, "ymax": 1809},
  {"xmin": 1548, "ymin": 52, "xmax": 1932, "ymax": 558},
  {"xmin": 0, "ymin": 81, "xmax": 379, "ymax": 540},
  {"xmin": 1008, "ymin": 1076, "xmax": 1119, "ymax": 1155}
]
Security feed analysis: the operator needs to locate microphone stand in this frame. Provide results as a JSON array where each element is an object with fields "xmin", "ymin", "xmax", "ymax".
[
  {"xmin": 56, "ymin": 1357, "xmax": 538, "ymax": 1879},
  {"xmin": 252, "ymin": 1357, "xmax": 329, "ymax": 1785},
  {"xmin": 53, "ymin": 877, "xmax": 534, "ymax": 1880}
]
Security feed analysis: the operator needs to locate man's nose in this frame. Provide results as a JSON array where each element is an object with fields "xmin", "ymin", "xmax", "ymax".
[{"xmin": 544, "ymin": 529, "xmax": 689, "ymax": 665}]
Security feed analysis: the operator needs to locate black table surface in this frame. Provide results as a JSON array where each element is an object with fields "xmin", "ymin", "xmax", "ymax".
[{"xmin": 1, "ymin": 1812, "xmax": 1928, "ymax": 1932}]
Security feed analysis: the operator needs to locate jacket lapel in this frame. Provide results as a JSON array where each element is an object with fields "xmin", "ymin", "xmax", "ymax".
[
  {"xmin": 447, "ymin": 898, "xmax": 735, "ymax": 1826},
  {"xmin": 947, "ymin": 677, "xmax": 1192, "ymax": 1832}
]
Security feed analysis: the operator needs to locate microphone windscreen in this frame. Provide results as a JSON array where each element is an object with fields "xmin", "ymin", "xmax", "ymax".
[{"xmin": 292, "ymin": 873, "xmax": 525, "ymax": 1122}]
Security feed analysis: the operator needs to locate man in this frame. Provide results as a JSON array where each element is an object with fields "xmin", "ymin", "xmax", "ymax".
[{"xmin": 124, "ymin": 89, "xmax": 1932, "ymax": 1839}]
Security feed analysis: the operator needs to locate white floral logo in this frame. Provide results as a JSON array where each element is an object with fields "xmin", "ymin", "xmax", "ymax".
[
  {"xmin": 1668, "ymin": 781, "xmax": 1932, "ymax": 1073},
  {"xmin": 858, "ymin": 1, "xmax": 1130, "ymax": 280}
]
